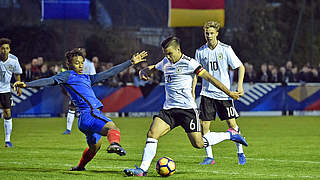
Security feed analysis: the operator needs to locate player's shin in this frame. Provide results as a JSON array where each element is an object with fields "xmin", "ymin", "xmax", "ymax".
[
  {"xmin": 202, "ymin": 131, "xmax": 230, "ymax": 146},
  {"xmin": 78, "ymin": 147, "xmax": 96, "ymax": 168},
  {"xmin": 107, "ymin": 129, "xmax": 120, "ymax": 144},
  {"xmin": 140, "ymin": 137, "xmax": 158, "ymax": 172},
  {"xmin": 4, "ymin": 117, "xmax": 12, "ymax": 142}
]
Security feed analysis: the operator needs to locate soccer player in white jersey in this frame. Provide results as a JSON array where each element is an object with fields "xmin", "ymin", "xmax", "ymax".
[
  {"xmin": 193, "ymin": 21, "xmax": 246, "ymax": 165},
  {"xmin": 0, "ymin": 38, "xmax": 22, "ymax": 148},
  {"xmin": 123, "ymin": 36, "xmax": 248, "ymax": 177},
  {"xmin": 63, "ymin": 48, "xmax": 96, "ymax": 135}
]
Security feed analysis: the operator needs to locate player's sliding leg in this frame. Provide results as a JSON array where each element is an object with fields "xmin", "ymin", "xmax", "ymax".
[
  {"xmin": 63, "ymin": 103, "xmax": 76, "ymax": 135},
  {"xmin": 124, "ymin": 117, "xmax": 170, "ymax": 176},
  {"xmin": 227, "ymin": 118, "xmax": 246, "ymax": 165},
  {"xmin": 70, "ymin": 138, "xmax": 102, "ymax": 171},
  {"xmin": 3, "ymin": 109, "xmax": 13, "ymax": 148},
  {"xmin": 200, "ymin": 121, "xmax": 215, "ymax": 165},
  {"xmin": 100, "ymin": 121, "xmax": 126, "ymax": 156}
]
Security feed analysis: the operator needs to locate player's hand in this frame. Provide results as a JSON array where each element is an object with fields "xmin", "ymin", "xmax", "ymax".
[
  {"xmin": 237, "ymin": 86, "xmax": 244, "ymax": 97},
  {"xmin": 139, "ymin": 67, "xmax": 151, "ymax": 81},
  {"xmin": 17, "ymin": 87, "xmax": 22, "ymax": 96},
  {"xmin": 13, "ymin": 81, "xmax": 26, "ymax": 92},
  {"xmin": 229, "ymin": 91, "xmax": 240, "ymax": 100},
  {"xmin": 131, "ymin": 51, "xmax": 148, "ymax": 65}
]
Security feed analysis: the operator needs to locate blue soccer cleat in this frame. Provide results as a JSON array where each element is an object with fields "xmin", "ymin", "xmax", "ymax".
[
  {"xmin": 124, "ymin": 166, "xmax": 147, "ymax": 176},
  {"xmin": 227, "ymin": 128, "xmax": 248, "ymax": 146},
  {"xmin": 107, "ymin": 142, "xmax": 126, "ymax": 156},
  {"xmin": 4, "ymin": 141, "xmax": 13, "ymax": 148},
  {"xmin": 70, "ymin": 166, "xmax": 86, "ymax": 171},
  {"xmin": 238, "ymin": 153, "xmax": 246, "ymax": 165},
  {"xmin": 62, "ymin": 129, "xmax": 71, "ymax": 135},
  {"xmin": 200, "ymin": 157, "xmax": 216, "ymax": 165}
]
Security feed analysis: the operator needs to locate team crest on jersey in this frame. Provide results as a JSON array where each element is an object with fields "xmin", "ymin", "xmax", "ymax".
[
  {"xmin": 218, "ymin": 53, "xmax": 223, "ymax": 60},
  {"xmin": 176, "ymin": 66, "xmax": 183, "ymax": 73},
  {"xmin": 7, "ymin": 65, "xmax": 14, "ymax": 71}
]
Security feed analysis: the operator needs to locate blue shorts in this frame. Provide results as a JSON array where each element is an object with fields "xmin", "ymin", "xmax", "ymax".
[{"xmin": 78, "ymin": 109, "xmax": 112, "ymax": 145}]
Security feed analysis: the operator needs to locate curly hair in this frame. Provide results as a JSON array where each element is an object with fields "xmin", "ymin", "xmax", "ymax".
[
  {"xmin": 0, "ymin": 38, "xmax": 11, "ymax": 46},
  {"xmin": 203, "ymin": 21, "xmax": 220, "ymax": 31},
  {"xmin": 65, "ymin": 48, "xmax": 84, "ymax": 68}
]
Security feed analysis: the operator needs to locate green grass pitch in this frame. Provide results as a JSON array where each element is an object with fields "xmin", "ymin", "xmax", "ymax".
[{"xmin": 0, "ymin": 116, "xmax": 319, "ymax": 179}]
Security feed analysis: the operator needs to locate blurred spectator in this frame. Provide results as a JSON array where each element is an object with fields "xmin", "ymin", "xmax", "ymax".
[
  {"xmin": 270, "ymin": 66, "xmax": 279, "ymax": 83},
  {"xmin": 291, "ymin": 66, "xmax": 299, "ymax": 82},
  {"xmin": 40, "ymin": 63, "xmax": 53, "ymax": 78},
  {"xmin": 37, "ymin": 56, "xmax": 44, "ymax": 68},
  {"xmin": 92, "ymin": 56, "xmax": 101, "ymax": 72},
  {"xmin": 257, "ymin": 63, "xmax": 269, "ymax": 82},
  {"xmin": 22, "ymin": 63, "xmax": 33, "ymax": 81},
  {"xmin": 311, "ymin": 67, "xmax": 318, "ymax": 82},
  {"xmin": 244, "ymin": 62, "xmax": 256, "ymax": 83},
  {"xmin": 299, "ymin": 65, "xmax": 313, "ymax": 82},
  {"xmin": 278, "ymin": 66, "xmax": 288, "ymax": 84},
  {"xmin": 31, "ymin": 58, "xmax": 40, "ymax": 79}
]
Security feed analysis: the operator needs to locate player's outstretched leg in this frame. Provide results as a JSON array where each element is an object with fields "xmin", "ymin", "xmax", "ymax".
[
  {"xmin": 124, "ymin": 166, "xmax": 147, "ymax": 176},
  {"xmin": 106, "ymin": 129, "xmax": 126, "ymax": 156},
  {"xmin": 227, "ymin": 128, "xmax": 248, "ymax": 146},
  {"xmin": 70, "ymin": 147, "xmax": 96, "ymax": 171}
]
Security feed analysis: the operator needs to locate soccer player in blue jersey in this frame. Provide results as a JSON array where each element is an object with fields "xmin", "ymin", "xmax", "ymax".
[
  {"xmin": 13, "ymin": 49, "xmax": 147, "ymax": 171},
  {"xmin": 124, "ymin": 36, "xmax": 248, "ymax": 176}
]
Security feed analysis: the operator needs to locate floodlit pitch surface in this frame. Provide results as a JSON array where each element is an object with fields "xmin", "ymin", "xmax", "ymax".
[{"xmin": 0, "ymin": 116, "xmax": 319, "ymax": 179}]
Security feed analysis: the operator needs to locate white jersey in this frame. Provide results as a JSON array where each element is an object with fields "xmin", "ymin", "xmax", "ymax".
[
  {"xmin": 155, "ymin": 54, "xmax": 201, "ymax": 110},
  {"xmin": 195, "ymin": 41, "xmax": 242, "ymax": 100},
  {"xmin": 83, "ymin": 58, "xmax": 96, "ymax": 75},
  {"xmin": 0, "ymin": 53, "xmax": 22, "ymax": 93}
]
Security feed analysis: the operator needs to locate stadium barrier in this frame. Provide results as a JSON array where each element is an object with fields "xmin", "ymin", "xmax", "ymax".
[{"xmin": 8, "ymin": 83, "xmax": 320, "ymax": 117}]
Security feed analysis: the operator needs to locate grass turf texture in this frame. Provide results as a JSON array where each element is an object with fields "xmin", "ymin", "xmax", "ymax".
[{"xmin": 0, "ymin": 116, "xmax": 319, "ymax": 179}]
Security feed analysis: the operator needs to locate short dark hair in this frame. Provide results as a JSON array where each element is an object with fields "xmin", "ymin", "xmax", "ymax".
[
  {"xmin": 65, "ymin": 48, "xmax": 84, "ymax": 65},
  {"xmin": 161, "ymin": 36, "xmax": 180, "ymax": 49},
  {"xmin": 0, "ymin": 38, "xmax": 11, "ymax": 46}
]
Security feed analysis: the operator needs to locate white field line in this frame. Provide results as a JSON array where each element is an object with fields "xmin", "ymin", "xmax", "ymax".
[{"xmin": 0, "ymin": 161, "xmax": 318, "ymax": 179}]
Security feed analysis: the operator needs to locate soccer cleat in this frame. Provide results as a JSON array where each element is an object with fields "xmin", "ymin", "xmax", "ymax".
[
  {"xmin": 107, "ymin": 142, "xmax": 126, "ymax": 156},
  {"xmin": 227, "ymin": 128, "xmax": 248, "ymax": 146},
  {"xmin": 62, "ymin": 129, "xmax": 71, "ymax": 135},
  {"xmin": 124, "ymin": 166, "xmax": 147, "ymax": 176},
  {"xmin": 200, "ymin": 157, "xmax": 216, "ymax": 165},
  {"xmin": 238, "ymin": 153, "xmax": 246, "ymax": 165},
  {"xmin": 4, "ymin": 141, "xmax": 13, "ymax": 148},
  {"xmin": 70, "ymin": 166, "xmax": 86, "ymax": 171}
]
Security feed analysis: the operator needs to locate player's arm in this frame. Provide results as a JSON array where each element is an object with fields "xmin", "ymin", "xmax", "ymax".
[
  {"xmin": 196, "ymin": 68, "xmax": 240, "ymax": 100},
  {"xmin": 192, "ymin": 75, "xmax": 197, "ymax": 99},
  {"xmin": 91, "ymin": 51, "xmax": 147, "ymax": 84},
  {"xmin": 139, "ymin": 65, "xmax": 156, "ymax": 81},
  {"xmin": 237, "ymin": 64, "xmax": 245, "ymax": 96},
  {"xmin": 14, "ymin": 74, "xmax": 22, "ymax": 96}
]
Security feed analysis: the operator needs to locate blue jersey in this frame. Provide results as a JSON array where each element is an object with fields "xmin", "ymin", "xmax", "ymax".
[{"xmin": 26, "ymin": 60, "xmax": 132, "ymax": 113}]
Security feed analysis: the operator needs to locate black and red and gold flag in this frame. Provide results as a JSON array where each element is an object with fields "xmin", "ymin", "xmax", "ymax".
[{"xmin": 168, "ymin": 0, "xmax": 225, "ymax": 27}]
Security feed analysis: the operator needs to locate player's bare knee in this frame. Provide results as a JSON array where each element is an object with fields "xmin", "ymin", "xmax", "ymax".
[
  {"xmin": 147, "ymin": 130, "xmax": 159, "ymax": 140},
  {"xmin": 192, "ymin": 141, "xmax": 203, "ymax": 149}
]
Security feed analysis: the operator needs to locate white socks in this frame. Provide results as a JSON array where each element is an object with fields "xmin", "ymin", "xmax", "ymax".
[
  {"xmin": 204, "ymin": 131, "xmax": 213, "ymax": 158},
  {"xmin": 234, "ymin": 126, "xmax": 244, "ymax": 154},
  {"xmin": 203, "ymin": 131, "xmax": 230, "ymax": 146},
  {"xmin": 4, "ymin": 118, "xmax": 12, "ymax": 142},
  {"xmin": 140, "ymin": 138, "xmax": 158, "ymax": 172},
  {"xmin": 66, "ymin": 110, "xmax": 75, "ymax": 131}
]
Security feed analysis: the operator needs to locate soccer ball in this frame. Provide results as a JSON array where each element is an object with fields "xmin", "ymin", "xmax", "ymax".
[{"xmin": 156, "ymin": 157, "xmax": 176, "ymax": 177}]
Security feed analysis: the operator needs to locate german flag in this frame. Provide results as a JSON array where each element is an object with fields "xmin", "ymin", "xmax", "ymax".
[{"xmin": 168, "ymin": 0, "xmax": 225, "ymax": 27}]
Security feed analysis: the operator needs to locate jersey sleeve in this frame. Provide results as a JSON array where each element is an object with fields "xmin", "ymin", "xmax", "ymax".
[
  {"xmin": 25, "ymin": 71, "xmax": 70, "ymax": 87},
  {"xmin": 154, "ymin": 59, "xmax": 164, "ymax": 72},
  {"xmin": 189, "ymin": 59, "xmax": 203, "ymax": 75},
  {"xmin": 90, "ymin": 60, "xmax": 131, "ymax": 85},
  {"xmin": 14, "ymin": 59, "xmax": 22, "ymax": 74},
  {"xmin": 227, "ymin": 47, "xmax": 242, "ymax": 69},
  {"xmin": 194, "ymin": 50, "xmax": 201, "ymax": 63}
]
